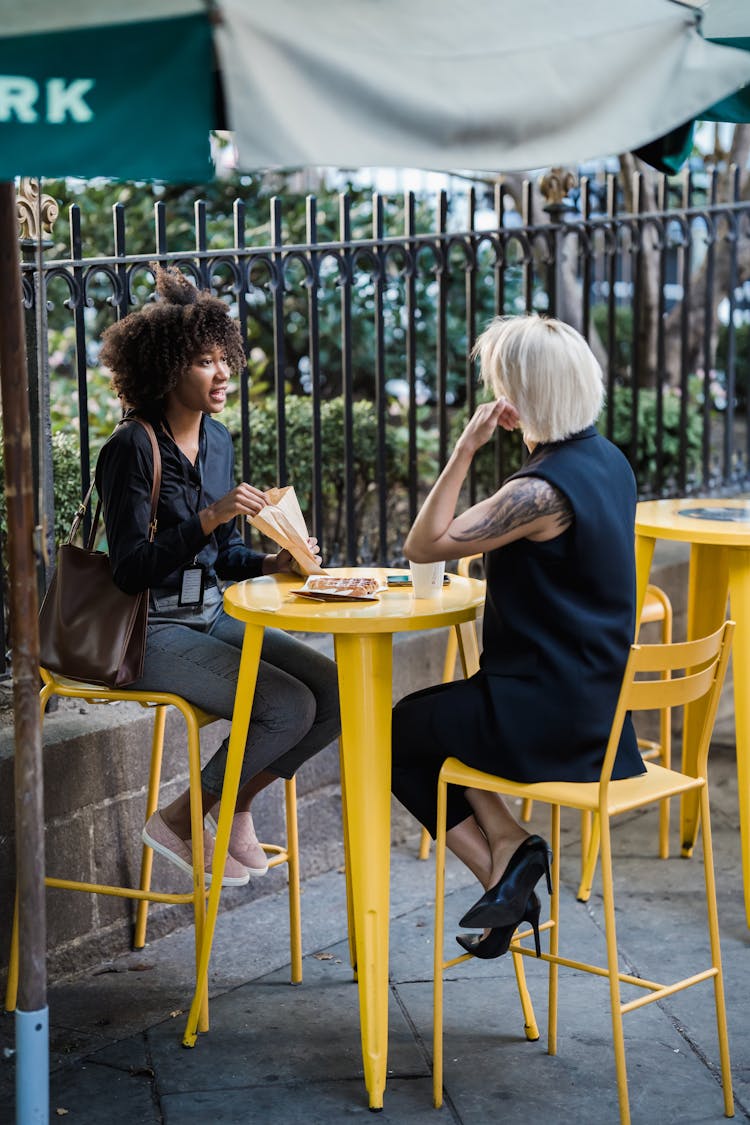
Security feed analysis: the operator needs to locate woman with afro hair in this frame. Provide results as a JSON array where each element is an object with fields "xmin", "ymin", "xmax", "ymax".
[{"xmin": 95, "ymin": 266, "xmax": 340, "ymax": 886}]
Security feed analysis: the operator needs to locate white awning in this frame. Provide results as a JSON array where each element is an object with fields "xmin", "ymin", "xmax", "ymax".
[{"xmin": 217, "ymin": 0, "xmax": 750, "ymax": 172}]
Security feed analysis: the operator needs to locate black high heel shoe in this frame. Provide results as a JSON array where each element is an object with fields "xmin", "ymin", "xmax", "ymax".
[
  {"xmin": 459, "ymin": 834, "xmax": 552, "ymax": 930},
  {"xmin": 456, "ymin": 891, "xmax": 542, "ymax": 960}
]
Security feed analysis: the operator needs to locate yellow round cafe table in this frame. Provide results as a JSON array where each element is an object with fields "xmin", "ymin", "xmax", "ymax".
[
  {"xmin": 181, "ymin": 567, "xmax": 485, "ymax": 1109},
  {"xmin": 635, "ymin": 498, "xmax": 750, "ymax": 925}
]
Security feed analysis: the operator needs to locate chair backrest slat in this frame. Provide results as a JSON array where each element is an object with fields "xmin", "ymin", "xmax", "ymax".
[
  {"xmin": 628, "ymin": 627, "xmax": 731, "ymax": 673},
  {"xmin": 598, "ymin": 620, "xmax": 734, "ymax": 793},
  {"xmin": 626, "ymin": 663, "xmax": 717, "ymax": 712}
]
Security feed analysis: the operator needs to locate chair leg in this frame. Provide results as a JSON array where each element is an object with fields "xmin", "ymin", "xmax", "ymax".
[
  {"xmin": 547, "ymin": 805, "xmax": 561, "ymax": 1057},
  {"xmin": 657, "ymin": 702, "xmax": 672, "ymax": 860},
  {"xmin": 4, "ymin": 891, "xmax": 19, "ymax": 1012},
  {"xmin": 284, "ymin": 777, "xmax": 303, "ymax": 985},
  {"xmin": 133, "ymin": 705, "xmax": 168, "ymax": 950},
  {"xmin": 521, "ymin": 798, "xmax": 533, "ymax": 823},
  {"xmin": 699, "ymin": 787, "xmax": 734, "ymax": 1116},
  {"xmin": 658, "ymin": 606, "xmax": 673, "ymax": 860},
  {"xmin": 511, "ymin": 946, "xmax": 540, "ymax": 1042},
  {"xmin": 577, "ymin": 813, "xmax": 601, "ymax": 904},
  {"xmin": 184, "ymin": 706, "xmax": 209, "ymax": 1035},
  {"xmin": 599, "ymin": 813, "xmax": 631, "ymax": 1125},
  {"xmin": 432, "ymin": 775, "xmax": 449, "ymax": 1109},
  {"xmin": 442, "ymin": 627, "xmax": 458, "ymax": 684},
  {"xmin": 418, "ymin": 826, "xmax": 431, "ymax": 860},
  {"xmin": 580, "ymin": 809, "xmax": 591, "ymax": 858},
  {"xmin": 454, "ymin": 620, "xmax": 480, "ymax": 679}
]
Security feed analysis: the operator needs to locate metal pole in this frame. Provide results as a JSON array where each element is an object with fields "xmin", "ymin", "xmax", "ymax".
[
  {"xmin": 0, "ymin": 179, "xmax": 49, "ymax": 1125},
  {"xmin": 17, "ymin": 178, "xmax": 56, "ymax": 596}
]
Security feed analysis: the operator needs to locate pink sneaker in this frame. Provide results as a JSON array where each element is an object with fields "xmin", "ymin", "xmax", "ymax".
[
  {"xmin": 206, "ymin": 806, "xmax": 269, "ymax": 876},
  {"xmin": 142, "ymin": 811, "xmax": 249, "ymax": 887}
]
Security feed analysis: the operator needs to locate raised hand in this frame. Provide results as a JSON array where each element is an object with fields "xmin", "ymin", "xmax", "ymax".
[
  {"xmin": 199, "ymin": 483, "xmax": 268, "ymax": 535},
  {"xmin": 455, "ymin": 398, "xmax": 519, "ymax": 457}
]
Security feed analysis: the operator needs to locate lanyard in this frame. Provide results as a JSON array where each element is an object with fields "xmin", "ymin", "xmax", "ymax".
[{"xmin": 160, "ymin": 414, "xmax": 206, "ymax": 513}]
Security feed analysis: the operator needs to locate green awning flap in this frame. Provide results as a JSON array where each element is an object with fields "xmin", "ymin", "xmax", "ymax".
[
  {"xmin": 630, "ymin": 0, "xmax": 750, "ymax": 175},
  {"xmin": 633, "ymin": 120, "xmax": 696, "ymax": 176},
  {"xmin": 699, "ymin": 2, "xmax": 750, "ymax": 126},
  {"xmin": 0, "ymin": 11, "xmax": 214, "ymax": 181}
]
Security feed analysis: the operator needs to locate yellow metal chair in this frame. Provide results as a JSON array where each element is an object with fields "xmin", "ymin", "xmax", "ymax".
[
  {"xmin": 5, "ymin": 668, "xmax": 302, "ymax": 1030},
  {"xmin": 432, "ymin": 621, "xmax": 734, "ymax": 1125},
  {"xmin": 420, "ymin": 563, "xmax": 674, "ymax": 885}
]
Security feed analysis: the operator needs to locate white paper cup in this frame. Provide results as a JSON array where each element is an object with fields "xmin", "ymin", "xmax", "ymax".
[{"xmin": 409, "ymin": 560, "xmax": 445, "ymax": 599}]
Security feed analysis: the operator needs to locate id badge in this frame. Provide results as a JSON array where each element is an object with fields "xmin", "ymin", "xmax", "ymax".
[{"xmin": 178, "ymin": 564, "xmax": 206, "ymax": 607}]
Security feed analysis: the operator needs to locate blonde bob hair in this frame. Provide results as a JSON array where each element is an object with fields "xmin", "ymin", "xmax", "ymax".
[{"xmin": 472, "ymin": 315, "xmax": 604, "ymax": 444}]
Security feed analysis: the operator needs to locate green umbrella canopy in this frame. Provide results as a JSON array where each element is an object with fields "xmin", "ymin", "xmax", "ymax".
[
  {"xmin": 2, "ymin": 0, "xmax": 750, "ymax": 182},
  {"xmin": 0, "ymin": 0, "xmax": 215, "ymax": 181}
]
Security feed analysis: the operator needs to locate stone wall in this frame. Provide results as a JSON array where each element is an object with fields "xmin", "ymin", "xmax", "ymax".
[{"xmin": 0, "ymin": 628, "xmax": 449, "ymax": 984}]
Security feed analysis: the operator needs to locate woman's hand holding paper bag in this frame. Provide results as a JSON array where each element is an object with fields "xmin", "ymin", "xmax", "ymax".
[
  {"xmin": 248, "ymin": 486, "xmax": 327, "ymax": 576},
  {"xmin": 275, "ymin": 537, "xmax": 322, "ymax": 575}
]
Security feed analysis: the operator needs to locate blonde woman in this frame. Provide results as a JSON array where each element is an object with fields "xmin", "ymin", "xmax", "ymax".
[{"xmin": 391, "ymin": 315, "xmax": 644, "ymax": 958}]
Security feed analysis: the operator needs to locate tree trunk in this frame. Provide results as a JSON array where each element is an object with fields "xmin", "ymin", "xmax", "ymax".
[
  {"xmin": 620, "ymin": 154, "xmax": 663, "ymax": 387},
  {"xmin": 497, "ymin": 171, "xmax": 610, "ymax": 370},
  {"xmin": 662, "ymin": 125, "xmax": 750, "ymax": 385}
]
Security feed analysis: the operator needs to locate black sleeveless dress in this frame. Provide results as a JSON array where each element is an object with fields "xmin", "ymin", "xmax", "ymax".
[{"xmin": 391, "ymin": 426, "xmax": 645, "ymax": 837}]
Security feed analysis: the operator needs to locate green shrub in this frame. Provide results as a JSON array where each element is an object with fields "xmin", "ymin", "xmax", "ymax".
[
  {"xmin": 602, "ymin": 383, "xmax": 703, "ymax": 489},
  {"xmin": 0, "ymin": 431, "xmax": 82, "ymax": 546},
  {"xmin": 49, "ymin": 433, "xmax": 84, "ymax": 543},
  {"xmin": 241, "ymin": 395, "xmax": 426, "ymax": 562},
  {"xmin": 716, "ymin": 321, "xmax": 750, "ymax": 414},
  {"xmin": 591, "ymin": 304, "xmax": 634, "ymax": 379},
  {"xmin": 47, "ymin": 325, "xmax": 122, "ymax": 452}
]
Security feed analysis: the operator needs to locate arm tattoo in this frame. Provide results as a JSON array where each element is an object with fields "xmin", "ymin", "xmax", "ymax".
[{"xmin": 450, "ymin": 476, "xmax": 573, "ymax": 543}]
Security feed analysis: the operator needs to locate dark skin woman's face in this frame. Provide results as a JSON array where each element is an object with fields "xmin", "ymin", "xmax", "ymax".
[{"xmin": 165, "ymin": 346, "xmax": 231, "ymax": 417}]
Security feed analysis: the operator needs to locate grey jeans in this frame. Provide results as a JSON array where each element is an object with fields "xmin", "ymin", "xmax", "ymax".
[{"xmin": 128, "ymin": 585, "xmax": 341, "ymax": 797}]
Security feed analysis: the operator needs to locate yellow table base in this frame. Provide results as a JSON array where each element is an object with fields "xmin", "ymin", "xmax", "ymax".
[
  {"xmin": 334, "ymin": 632, "xmax": 392, "ymax": 1108},
  {"xmin": 180, "ymin": 567, "xmax": 485, "ymax": 1107},
  {"xmin": 182, "ymin": 623, "xmax": 264, "ymax": 1048}
]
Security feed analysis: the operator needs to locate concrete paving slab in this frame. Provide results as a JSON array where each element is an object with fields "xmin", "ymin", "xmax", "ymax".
[
  {"xmin": 160, "ymin": 1077, "xmax": 441, "ymax": 1124},
  {"xmin": 399, "ymin": 971, "xmax": 733, "ymax": 1125},
  {"xmin": 49, "ymin": 1057, "xmax": 159, "ymax": 1125},
  {"xmin": 395, "ymin": 877, "xmax": 739, "ymax": 1123},
  {"xmin": 5, "ymin": 735, "xmax": 750, "ymax": 1124},
  {"xmin": 148, "ymin": 952, "xmax": 430, "ymax": 1095}
]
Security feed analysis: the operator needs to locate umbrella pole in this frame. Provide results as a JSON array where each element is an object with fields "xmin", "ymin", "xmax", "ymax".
[{"xmin": 0, "ymin": 180, "xmax": 49, "ymax": 1125}]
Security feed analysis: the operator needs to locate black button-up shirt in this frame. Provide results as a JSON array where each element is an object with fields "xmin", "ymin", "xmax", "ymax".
[{"xmin": 95, "ymin": 413, "xmax": 265, "ymax": 596}]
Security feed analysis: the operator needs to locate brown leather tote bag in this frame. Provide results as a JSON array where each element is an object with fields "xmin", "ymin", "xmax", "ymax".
[{"xmin": 39, "ymin": 417, "xmax": 161, "ymax": 688}]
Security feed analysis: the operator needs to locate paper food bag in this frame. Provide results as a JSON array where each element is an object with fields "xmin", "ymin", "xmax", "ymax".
[{"xmin": 248, "ymin": 486, "xmax": 327, "ymax": 575}]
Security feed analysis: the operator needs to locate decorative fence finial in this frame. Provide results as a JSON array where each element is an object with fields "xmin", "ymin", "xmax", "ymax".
[
  {"xmin": 539, "ymin": 167, "xmax": 577, "ymax": 208},
  {"xmin": 17, "ymin": 177, "xmax": 59, "ymax": 241}
]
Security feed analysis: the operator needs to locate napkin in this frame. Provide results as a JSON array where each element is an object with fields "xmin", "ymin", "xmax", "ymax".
[{"xmin": 248, "ymin": 486, "xmax": 327, "ymax": 575}]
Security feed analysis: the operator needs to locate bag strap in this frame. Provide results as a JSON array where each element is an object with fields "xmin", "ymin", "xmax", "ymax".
[
  {"xmin": 67, "ymin": 417, "xmax": 162, "ymax": 549},
  {"xmin": 67, "ymin": 478, "xmax": 96, "ymax": 545}
]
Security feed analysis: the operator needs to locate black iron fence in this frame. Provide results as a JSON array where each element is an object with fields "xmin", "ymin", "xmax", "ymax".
[{"xmin": 4, "ymin": 167, "xmax": 750, "ymax": 672}]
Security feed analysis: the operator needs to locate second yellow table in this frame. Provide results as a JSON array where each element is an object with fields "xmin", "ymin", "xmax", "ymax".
[
  {"xmin": 181, "ymin": 567, "xmax": 486, "ymax": 1108},
  {"xmin": 635, "ymin": 498, "xmax": 750, "ymax": 925}
]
